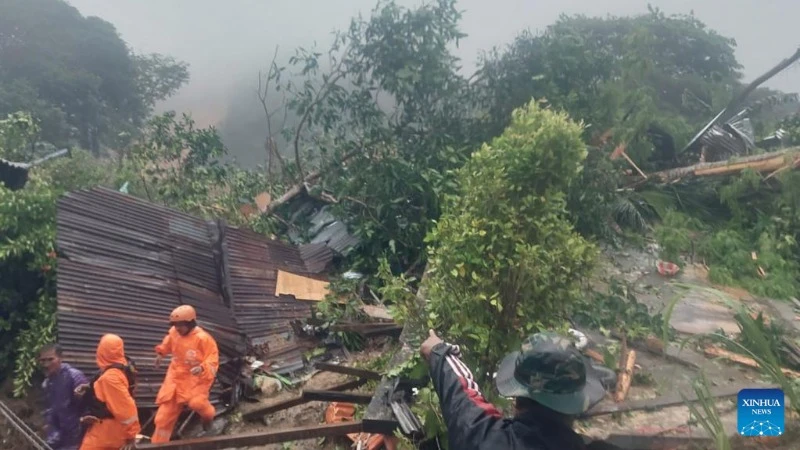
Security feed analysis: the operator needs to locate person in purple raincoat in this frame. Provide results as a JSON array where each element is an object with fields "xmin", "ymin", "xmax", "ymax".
[{"xmin": 39, "ymin": 343, "xmax": 89, "ymax": 450}]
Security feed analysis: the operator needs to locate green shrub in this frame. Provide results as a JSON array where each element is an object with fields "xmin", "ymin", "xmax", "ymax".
[{"xmin": 423, "ymin": 100, "xmax": 597, "ymax": 378}]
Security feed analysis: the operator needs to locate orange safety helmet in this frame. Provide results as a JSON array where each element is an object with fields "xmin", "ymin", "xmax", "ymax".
[{"xmin": 169, "ymin": 305, "xmax": 197, "ymax": 323}]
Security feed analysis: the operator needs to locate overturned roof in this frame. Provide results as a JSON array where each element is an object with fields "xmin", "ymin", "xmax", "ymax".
[{"xmin": 56, "ymin": 187, "xmax": 328, "ymax": 408}]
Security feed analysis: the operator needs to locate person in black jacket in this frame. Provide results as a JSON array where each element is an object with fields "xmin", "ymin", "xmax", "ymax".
[{"xmin": 420, "ymin": 329, "xmax": 616, "ymax": 450}]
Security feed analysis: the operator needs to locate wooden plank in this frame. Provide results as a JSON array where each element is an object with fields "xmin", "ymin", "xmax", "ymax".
[
  {"xmin": 242, "ymin": 378, "xmax": 367, "ymax": 421},
  {"xmin": 314, "ymin": 362, "xmax": 383, "ymax": 381},
  {"xmin": 329, "ymin": 378, "xmax": 369, "ymax": 392},
  {"xmin": 138, "ymin": 421, "xmax": 364, "ymax": 450},
  {"xmin": 613, "ymin": 349, "xmax": 636, "ymax": 403},
  {"xmin": 703, "ymin": 345, "xmax": 800, "ymax": 377},
  {"xmin": 581, "ymin": 383, "xmax": 777, "ymax": 418},
  {"xmin": 241, "ymin": 396, "xmax": 308, "ymax": 421},
  {"xmin": 610, "ymin": 331, "xmax": 701, "ymax": 370},
  {"xmin": 302, "ymin": 390, "xmax": 374, "ymax": 404}
]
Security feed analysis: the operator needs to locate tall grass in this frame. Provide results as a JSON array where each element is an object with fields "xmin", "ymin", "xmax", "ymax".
[{"xmin": 682, "ymin": 371, "xmax": 732, "ymax": 450}]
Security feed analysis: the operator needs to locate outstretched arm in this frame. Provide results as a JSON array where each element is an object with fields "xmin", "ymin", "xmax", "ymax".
[{"xmin": 422, "ymin": 331, "xmax": 507, "ymax": 450}]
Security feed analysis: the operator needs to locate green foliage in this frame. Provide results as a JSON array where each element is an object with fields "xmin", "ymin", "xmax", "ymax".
[
  {"xmin": 704, "ymin": 310, "xmax": 800, "ymax": 416},
  {"xmin": 700, "ymin": 228, "xmax": 799, "ymax": 299},
  {"xmin": 424, "ymin": 100, "xmax": 597, "ymax": 378},
  {"xmin": 682, "ymin": 371, "xmax": 731, "ymax": 450},
  {"xmin": 0, "ymin": 155, "xmax": 113, "ymax": 392},
  {"xmin": 654, "ymin": 210, "xmax": 703, "ymax": 262},
  {"xmin": 259, "ymin": 0, "xmax": 482, "ymax": 277},
  {"xmin": 476, "ymin": 8, "xmax": 741, "ymax": 150},
  {"xmin": 1, "ymin": 110, "xmax": 288, "ymax": 392},
  {"xmin": 573, "ymin": 280, "xmax": 674, "ymax": 342},
  {"xmin": 0, "ymin": 112, "xmax": 40, "ymax": 160},
  {"xmin": 0, "ymin": 0, "xmax": 189, "ymax": 150}
]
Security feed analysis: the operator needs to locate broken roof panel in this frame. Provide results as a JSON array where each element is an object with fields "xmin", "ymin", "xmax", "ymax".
[{"xmin": 222, "ymin": 227, "xmax": 317, "ymax": 370}]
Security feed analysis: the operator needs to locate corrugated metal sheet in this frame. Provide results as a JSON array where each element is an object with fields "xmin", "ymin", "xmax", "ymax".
[
  {"xmin": 56, "ymin": 187, "xmax": 326, "ymax": 406},
  {"xmin": 698, "ymin": 124, "xmax": 750, "ymax": 162},
  {"xmin": 223, "ymin": 227, "xmax": 318, "ymax": 372},
  {"xmin": 299, "ymin": 243, "xmax": 334, "ymax": 274},
  {"xmin": 56, "ymin": 188, "xmax": 244, "ymax": 408}
]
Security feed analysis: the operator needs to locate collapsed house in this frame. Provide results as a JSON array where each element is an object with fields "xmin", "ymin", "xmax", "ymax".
[{"xmin": 55, "ymin": 187, "xmax": 335, "ymax": 411}]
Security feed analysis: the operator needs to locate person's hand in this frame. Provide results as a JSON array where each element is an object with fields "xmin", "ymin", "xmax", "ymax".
[
  {"xmin": 420, "ymin": 329, "xmax": 444, "ymax": 362},
  {"xmin": 74, "ymin": 384, "xmax": 89, "ymax": 398},
  {"xmin": 80, "ymin": 416, "xmax": 100, "ymax": 426},
  {"xmin": 190, "ymin": 365, "xmax": 203, "ymax": 376},
  {"xmin": 120, "ymin": 439, "xmax": 137, "ymax": 450},
  {"xmin": 154, "ymin": 355, "xmax": 163, "ymax": 369}
]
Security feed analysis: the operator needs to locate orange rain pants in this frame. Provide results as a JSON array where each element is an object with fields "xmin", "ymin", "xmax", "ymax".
[
  {"xmin": 79, "ymin": 334, "xmax": 141, "ymax": 450},
  {"xmin": 151, "ymin": 326, "xmax": 219, "ymax": 443}
]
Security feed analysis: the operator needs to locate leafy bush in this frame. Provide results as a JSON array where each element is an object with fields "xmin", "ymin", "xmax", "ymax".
[
  {"xmin": 0, "ymin": 153, "xmax": 114, "ymax": 394},
  {"xmin": 423, "ymin": 100, "xmax": 597, "ymax": 379},
  {"xmin": 699, "ymin": 228, "xmax": 799, "ymax": 299},
  {"xmin": 654, "ymin": 210, "xmax": 704, "ymax": 263}
]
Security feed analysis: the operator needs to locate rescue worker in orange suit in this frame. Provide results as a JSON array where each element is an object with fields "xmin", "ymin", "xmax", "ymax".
[
  {"xmin": 151, "ymin": 305, "xmax": 220, "ymax": 443},
  {"xmin": 76, "ymin": 334, "xmax": 140, "ymax": 450}
]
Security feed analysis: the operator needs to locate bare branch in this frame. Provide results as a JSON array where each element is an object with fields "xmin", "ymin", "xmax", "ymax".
[
  {"xmin": 292, "ymin": 45, "xmax": 351, "ymax": 179},
  {"xmin": 258, "ymin": 45, "xmax": 289, "ymax": 180}
]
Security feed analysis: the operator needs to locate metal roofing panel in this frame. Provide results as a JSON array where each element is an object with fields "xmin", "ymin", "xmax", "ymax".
[
  {"xmin": 55, "ymin": 187, "xmax": 325, "ymax": 408},
  {"xmin": 56, "ymin": 188, "xmax": 246, "ymax": 409}
]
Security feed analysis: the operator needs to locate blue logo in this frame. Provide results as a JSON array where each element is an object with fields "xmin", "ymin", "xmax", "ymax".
[{"xmin": 737, "ymin": 388, "xmax": 784, "ymax": 437}]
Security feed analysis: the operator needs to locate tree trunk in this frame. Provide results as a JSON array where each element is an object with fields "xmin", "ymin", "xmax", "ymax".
[
  {"xmin": 260, "ymin": 149, "xmax": 360, "ymax": 217},
  {"xmin": 630, "ymin": 148, "xmax": 800, "ymax": 187}
]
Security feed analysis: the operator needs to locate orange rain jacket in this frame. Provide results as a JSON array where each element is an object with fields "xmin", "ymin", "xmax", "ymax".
[
  {"xmin": 154, "ymin": 326, "xmax": 219, "ymax": 408},
  {"xmin": 79, "ymin": 334, "xmax": 140, "ymax": 450}
]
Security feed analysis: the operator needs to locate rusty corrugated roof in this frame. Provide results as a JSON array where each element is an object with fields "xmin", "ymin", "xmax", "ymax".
[
  {"xmin": 222, "ymin": 227, "xmax": 318, "ymax": 372},
  {"xmin": 56, "ymin": 188, "xmax": 246, "ymax": 408},
  {"xmin": 56, "ymin": 187, "xmax": 327, "ymax": 406}
]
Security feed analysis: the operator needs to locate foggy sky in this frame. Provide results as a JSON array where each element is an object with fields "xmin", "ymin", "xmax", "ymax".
[{"xmin": 67, "ymin": 0, "xmax": 800, "ymax": 130}]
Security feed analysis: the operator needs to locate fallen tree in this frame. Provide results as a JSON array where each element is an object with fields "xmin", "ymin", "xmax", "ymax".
[{"xmin": 629, "ymin": 147, "xmax": 800, "ymax": 187}]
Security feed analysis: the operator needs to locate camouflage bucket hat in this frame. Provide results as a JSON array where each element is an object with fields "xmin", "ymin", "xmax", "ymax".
[{"xmin": 494, "ymin": 331, "xmax": 604, "ymax": 415}]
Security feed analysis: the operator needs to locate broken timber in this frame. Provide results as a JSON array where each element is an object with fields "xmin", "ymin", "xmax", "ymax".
[
  {"xmin": 703, "ymin": 345, "xmax": 800, "ymax": 378},
  {"xmin": 632, "ymin": 148, "xmax": 800, "ymax": 187},
  {"xmin": 138, "ymin": 422, "xmax": 364, "ymax": 450},
  {"xmin": 314, "ymin": 362, "xmax": 383, "ymax": 381},
  {"xmin": 303, "ymin": 389, "xmax": 375, "ymax": 404},
  {"xmin": 241, "ymin": 378, "xmax": 367, "ymax": 421},
  {"xmin": 581, "ymin": 383, "xmax": 777, "ymax": 417}
]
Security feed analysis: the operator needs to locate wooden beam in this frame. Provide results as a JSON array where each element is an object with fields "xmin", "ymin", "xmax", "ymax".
[
  {"xmin": 703, "ymin": 345, "xmax": 800, "ymax": 378},
  {"xmin": 242, "ymin": 378, "xmax": 367, "ymax": 421},
  {"xmin": 314, "ymin": 362, "xmax": 383, "ymax": 381},
  {"xmin": 138, "ymin": 421, "xmax": 364, "ymax": 450},
  {"xmin": 302, "ymin": 389, "xmax": 374, "ymax": 404}
]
